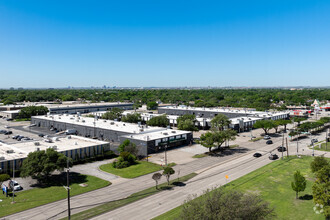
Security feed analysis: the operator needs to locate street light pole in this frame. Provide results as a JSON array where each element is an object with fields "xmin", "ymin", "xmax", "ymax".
[
  {"xmin": 12, "ymin": 164, "xmax": 15, "ymax": 203},
  {"xmin": 296, "ymin": 134, "xmax": 299, "ymax": 157},
  {"xmin": 66, "ymin": 159, "xmax": 71, "ymax": 220},
  {"xmin": 165, "ymin": 145, "xmax": 167, "ymax": 166}
]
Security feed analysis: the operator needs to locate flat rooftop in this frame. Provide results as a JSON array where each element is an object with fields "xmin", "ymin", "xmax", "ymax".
[
  {"xmin": 159, "ymin": 106, "xmax": 289, "ymax": 117},
  {"xmin": 0, "ymin": 136, "xmax": 108, "ymax": 161},
  {"xmin": 121, "ymin": 129, "xmax": 191, "ymax": 141},
  {"xmin": 33, "ymin": 114, "xmax": 165, "ymax": 134}
]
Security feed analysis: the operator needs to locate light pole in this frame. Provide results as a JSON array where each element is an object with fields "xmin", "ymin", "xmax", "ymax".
[
  {"xmin": 164, "ymin": 145, "xmax": 168, "ymax": 166},
  {"xmin": 296, "ymin": 133, "xmax": 299, "ymax": 157}
]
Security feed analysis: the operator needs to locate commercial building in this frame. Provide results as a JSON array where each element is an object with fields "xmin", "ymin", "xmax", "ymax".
[
  {"xmin": 0, "ymin": 136, "xmax": 110, "ymax": 173},
  {"xmin": 0, "ymin": 110, "xmax": 20, "ymax": 119},
  {"xmin": 158, "ymin": 106, "xmax": 289, "ymax": 121},
  {"xmin": 31, "ymin": 114, "xmax": 193, "ymax": 156}
]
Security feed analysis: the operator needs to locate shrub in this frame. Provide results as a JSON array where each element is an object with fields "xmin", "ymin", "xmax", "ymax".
[
  {"xmin": 0, "ymin": 174, "xmax": 10, "ymax": 182},
  {"xmin": 112, "ymin": 152, "xmax": 136, "ymax": 169}
]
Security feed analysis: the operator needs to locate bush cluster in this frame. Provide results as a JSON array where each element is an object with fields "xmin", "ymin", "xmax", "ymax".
[
  {"xmin": 113, "ymin": 152, "xmax": 136, "ymax": 169},
  {"xmin": 0, "ymin": 174, "xmax": 10, "ymax": 182}
]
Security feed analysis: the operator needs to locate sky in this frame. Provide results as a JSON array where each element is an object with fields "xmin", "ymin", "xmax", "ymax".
[{"xmin": 1, "ymin": 0, "xmax": 330, "ymax": 88}]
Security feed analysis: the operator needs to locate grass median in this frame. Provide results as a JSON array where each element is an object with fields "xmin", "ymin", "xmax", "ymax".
[
  {"xmin": 154, "ymin": 156, "xmax": 329, "ymax": 220},
  {"xmin": 99, "ymin": 161, "xmax": 175, "ymax": 178},
  {"xmin": 61, "ymin": 172, "xmax": 198, "ymax": 220},
  {"xmin": 0, "ymin": 174, "xmax": 110, "ymax": 218}
]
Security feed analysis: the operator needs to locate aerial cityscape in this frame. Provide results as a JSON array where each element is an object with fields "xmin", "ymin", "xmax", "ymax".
[{"xmin": 0, "ymin": 1, "xmax": 330, "ymax": 220}]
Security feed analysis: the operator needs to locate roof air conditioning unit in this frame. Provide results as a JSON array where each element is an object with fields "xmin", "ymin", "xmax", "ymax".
[
  {"xmin": 110, "ymin": 122, "xmax": 114, "ymax": 125},
  {"xmin": 0, "ymin": 156, "xmax": 5, "ymax": 161},
  {"xmin": 52, "ymin": 146, "xmax": 57, "ymax": 150},
  {"xmin": 163, "ymin": 132, "xmax": 168, "ymax": 135},
  {"xmin": 82, "ymin": 120, "xmax": 85, "ymax": 122},
  {"xmin": 67, "ymin": 135, "xmax": 71, "ymax": 139},
  {"xmin": 6, "ymin": 150, "xmax": 14, "ymax": 154},
  {"xmin": 34, "ymin": 142, "xmax": 40, "ymax": 146},
  {"xmin": 171, "ymin": 131, "xmax": 176, "ymax": 133}
]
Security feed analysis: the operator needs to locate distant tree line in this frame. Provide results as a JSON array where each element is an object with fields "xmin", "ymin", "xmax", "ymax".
[{"xmin": 1, "ymin": 88, "xmax": 329, "ymax": 110}]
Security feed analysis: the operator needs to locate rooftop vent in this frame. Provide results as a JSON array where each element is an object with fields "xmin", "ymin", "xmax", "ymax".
[
  {"xmin": 67, "ymin": 136, "xmax": 71, "ymax": 139},
  {"xmin": 171, "ymin": 131, "xmax": 176, "ymax": 133},
  {"xmin": 34, "ymin": 142, "xmax": 40, "ymax": 146},
  {"xmin": 52, "ymin": 146, "xmax": 57, "ymax": 150},
  {"xmin": 0, "ymin": 156, "xmax": 5, "ymax": 160},
  {"xmin": 163, "ymin": 132, "xmax": 168, "ymax": 135},
  {"xmin": 6, "ymin": 150, "xmax": 14, "ymax": 154}
]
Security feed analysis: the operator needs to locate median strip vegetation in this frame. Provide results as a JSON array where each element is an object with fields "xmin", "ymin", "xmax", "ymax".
[
  {"xmin": 100, "ymin": 161, "xmax": 176, "ymax": 178},
  {"xmin": 61, "ymin": 173, "xmax": 197, "ymax": 220}
]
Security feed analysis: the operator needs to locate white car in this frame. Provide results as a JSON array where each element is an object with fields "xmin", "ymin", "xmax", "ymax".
[
  {"xmin": 264, "ymin": 135, "xmax": 271, "ymax": 140},
  {"xmin": 9, "ymin": 180, "xmax": 22, "ymax": 191}
]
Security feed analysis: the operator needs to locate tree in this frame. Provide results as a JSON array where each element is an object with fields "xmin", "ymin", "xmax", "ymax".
[
  {"xmin": 147, "ymin": 101, "xmax": 158, "ymax": 110},
  {"xmin": 112, "ymin": 151, "xmax": 137, "ymax": 169},
  {"xmin": 210, "ymin": 114, "xmax": 230, "ymax": 131},
  {"xmin": 19, "ymin": 106, "xmax": 49, "ymax": 119},
  {"xmin": 293, "ymin": 117, "xmax": 307, "ymax": 126},
  {"xmin": 152, "ymin": 173, "xmax": 162, "ymax": 189},
  {"xmin": 312, "ymin": 164, "xmax": 330, "ymax": 218},
  {"xmin": 273, "ymin": 120, "xmax": 281, "ymax": 133},
  {"xmin": 198, "ymin": 132, "xmax": 216, "ymax": 152},
  {"xmin": 291, "ymin": 170, "xmax": 307, "ymax": 199},
  {"xmin": 177, "ymin": 114, "xmax": 198, "ymax": 131},
  {"xmin": 118, "ymin": 139, "xmax": 138, "ymax": 156},
  {"xmin": 146, "ymin": 115, "xmax": 169, "ymax": 127},
  {"xmin": 163, "ymin": 166, "xmax": 175, "ymax": 185},
  {"xmin": 278, "ymin": 119, "xmax": 291, "ymax": 132},
  {"xmin": 213, "ymin": 129, "xmax": 237, "ymax": 149},
  {"xmin": 121, "ymin": 113, "xmax": 141, "ymax": 123},
  {"xmin": 310, "ymin": 156, "xmax": 329, "ymax": 173},
  {"xmin": 180, "ymin": 187, "xmax": 275, "ymax": 220},
  {"xmin": 253, "ymin": 120, "xmax": 275, "ymax": 135},
  {"xmin": 102, "ymin": 108, "xmax": 123, "ymax": 120},
  {"xmin": 20, "ymin": 148, "xmax": 71, "ymax": 183}
]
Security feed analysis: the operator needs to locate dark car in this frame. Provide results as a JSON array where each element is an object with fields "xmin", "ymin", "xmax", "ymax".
[
  {"xmin": 311, "ymin": 139, "xmax": 318, "ymax": 144},
  {"xmin": 277, "ymin": 146, "xmax": 287, "ymax": 152},
  {"xmin": 4, "ymin": 131, "xmax": 12, "ymax": 135},
  {"xmin": 266, "ymin": 140, "xmax": 273, "ymax": 145},
  {"xmin": 269, "ymin": 154, "xmax": 279, "ymax": 160},
  {"xmin": 253, "ymin": 153, "xmax": 262, "ymax": 157},
  {"xmin": 12, "ymin": 135, "xmax": 20, "ymax": 139},
  {"xmin": 17, "ymin": 136, "xmax": 25, "ymax": 141},
  {"xmin": 0, "ymin": 130, "xmax": 6, "ymax": 134},
  {"xmin": 38, "ymin": 133, "xmax": 45, "ymax": 137}
]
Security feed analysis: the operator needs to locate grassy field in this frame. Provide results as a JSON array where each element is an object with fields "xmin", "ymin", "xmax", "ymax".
[
  {"xmin": 0, "ymin": 174, "xmax": 110, "ymax": 218},
  {"xmin": 249, "ymin": 137, "xmax": 263, "ymax": 142},
  {"xmin": 99, "ymin": 161, "xmax": 165, "ymax": 178},
  {"xmin": 61, "ymin": 173, "xmax": 197, "ymax": 220},
  {"xmin": 154, "ymin": 156, "xmax": 329, "ymax": 220}
]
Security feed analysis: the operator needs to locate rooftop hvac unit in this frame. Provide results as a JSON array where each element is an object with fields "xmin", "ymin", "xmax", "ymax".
[
  {"xmin": 67, "ymin": 135, "xmax": 71, "ymax": 139},
  {"xmin": 163, "ymin": 132, "xmax": 168, "ymax": 135},
  {"xmin": 75, "ymin": 142, "xmax": 78, "ymax": 145},
  {"xmin": 44, "ymin": 139, "xmax": 52, "ymax": 143},
  {"xmin": 76, "ymin": 120, "xmax": 79, "ymax": 122},
  {"xmin": 82, "ymin": 120, "xmax": 85, "ymax": 122},
  {"xmin": 6, "ymin": 150, "xmax": 14, "ymax": 154},
  {"xmin": 53, "ymin": 137, "xmax": 59, "ymax": 141},
  {"xmin": 70, "ymin": 117, "xmax": 74, "ymax": 120},
  {"xmin": 52, "ymin": 146, "xmax": 57, "ymax": 150},
  {"xmin": 34, "ymin": 142, "xmax": 40, "ymax": 146},
  {"xmin": 140, "ymin": 128, "xmax": 144, "ymax": 132},
  {"xmin": 59, "ymin": 117, "xmax": 61, "ymax": 119},
  {"xmin": 110, "ymin": 122, "xmax": 115, "ymax": 125},
  {"xmin": 171, "ymin": 131, "xmax": 176, "ymax": 133},
  {"xmin": 104, "ymin": 120, "xmax": 107, "ymax": 122},
  {"xmin": 0, "ymin": 156, "xmax": 5, "ymax": 161}
]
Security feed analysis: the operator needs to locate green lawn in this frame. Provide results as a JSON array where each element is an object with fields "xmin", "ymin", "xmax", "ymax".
[
  {"xmin": 313, "ymin": 143, "xmax": 330, "ymax": 152},
  {"xmin": 249, "ymin": 137, "xmax": 263, "ymax": 142},
  {"xmin": 14, "ymin": 118, "xmax": 31, "ymax": 121},
  {"xmin": 192, "ymin": 154, "xmax": 208, "ymax": 158},
  {"xmin": 62, "ymin": 173, "xmax": 197, "ymax": 220},
  {"xmin": 0, "ymin": 174, "xmax": 110, "ymax": 218},
  {"xmin": 99, "ymin": 161, "xmax": 166, "ymax": 178},
  {"xmin": 154, "ymin": 156, "xmax": 329, "ymax": 220}
]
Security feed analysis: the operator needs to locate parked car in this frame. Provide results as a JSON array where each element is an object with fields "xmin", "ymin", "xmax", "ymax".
[
  {"xmin": 277, "ymin": 146, "xmax": 287, "ymax": 152},
  {"xmin": 311, "ymin": 139, "xmax": 318, "ymax": 144},
  {"xmin": 253, "ymin": 152, "xmax": 262, "ymax": 157},
  {"xmin": 0, "ymin": 130, "xmax": 7, "ymax": 134},
  {"xmin": 12, "ymin": 135, "xmax": 20, "ymax": 139},
  {"xmin": 38, "ymin": 133, "xmax": 45, "ymax": 137},
  {"xmin": 263, "ymin": 135, "xmax": 271, "ymax": 140},
  {"xmin": 266, "ymin": 140, "xmax": 273, "ymax": 144},
  {"xmin": 17, "ymin": 136, "xmax": 25, "ymax": 141},
  {"xmin": 269, "ymin": 154, "xmax": 279, "ymax": 160},
  {"xmin": 9, "ymin": 180, "xmax": 22, "ymax": 191},
  {"xmin": 4, "ymin": 131, "xmax": 12, "ymax": 135}
]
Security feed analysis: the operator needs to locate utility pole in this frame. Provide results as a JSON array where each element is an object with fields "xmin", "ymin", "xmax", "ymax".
[
  {"xmin": 164, "ymin": 145, "xmax": 168, "ymax": 166},
  {"xmin": 286, "ymin": 138, "xmax": 289, "ymax": 157},
  {"xmin": 66, "ymin": 159, "xmax": 71, "ymax": 220},
  {"xmin": 12, "ymin": 164, "xmax": 15, "ymax": 204},
  {"xmin": 296, "ymin": 134, "xmax": 299, "ymax": 157},
  {"xmin": 281, "ymin": 132, "xmax": 284, "ymax": 160}
]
